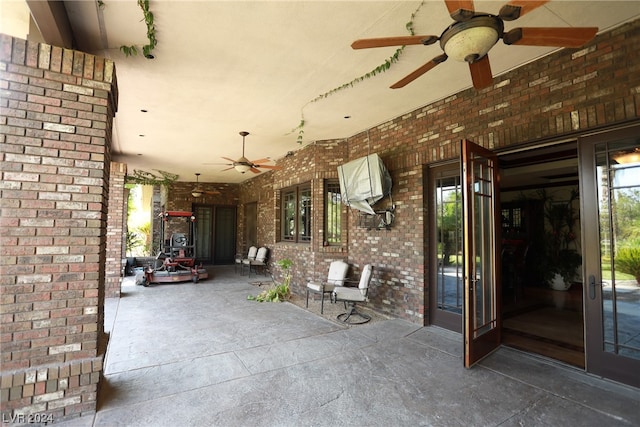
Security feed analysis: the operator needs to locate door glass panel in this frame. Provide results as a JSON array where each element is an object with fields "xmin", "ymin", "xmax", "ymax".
[
  {"xmin": 195, "ymin": 206, "xmax": 212, "ymax": 262},
  {"xmin": 462, "ymin": 139, "xmax": 500, "ymax": 367},
  {"xmin": 596, "ymin": 140, "xmax": 640, "ymax": 360},
  {"xmin": 472, "ymin": 159, "xmax": 497, "ymax": 338},
  {"xmin": 436, "ymin": 175, "xmax": 463, "ymax": 314},
  {"xmin": 214, "ymin": 207, "xmax": 236, "ymax": 264}
]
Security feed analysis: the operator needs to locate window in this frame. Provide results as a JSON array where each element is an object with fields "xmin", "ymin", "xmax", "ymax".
[
  {"xmin": 325, "ymin": 181, "xmax": 342, "ymax": 244},
  {"xmin": 281, "ymin": 184, "xmax": 311, "ymax": 242}
]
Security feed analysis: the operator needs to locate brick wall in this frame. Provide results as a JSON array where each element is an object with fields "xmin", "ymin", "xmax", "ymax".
[
  {"xmin": 0, "ymin": 35, "xmax": 117, "ymax": 421},
  {"xmin": 166, "ymin": 180, "xmax": 238, "ymax": 213},
  {"xmin": 238, "ymin": 171, "xmax": 276, "ymax": 248},
  {"xmin": 160, "ymin": 180, "xmax": 239, "ymax": 258},
  {"xmin": 105, "ymin": 162, "xmax": 126, "ymax": 298},
  {"xmin": 341, "ymin": 18, "xmax": 640, "ymax": 322},
  {"xmin": 236, "ymin": 141, "xmax": 353, "ymax": 293},
  {"xmin": 236, "ymin": 19, "xmax": 640, "ymax": 323}
]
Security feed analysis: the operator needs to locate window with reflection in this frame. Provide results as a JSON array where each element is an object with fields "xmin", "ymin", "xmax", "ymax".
[
  {"xmin": 281, "ymin": 183, "xmax": 311, "ymax": 243},
  {"xmin": 325, "ymin": 181, "xmax": 342, "ymax": 244}
]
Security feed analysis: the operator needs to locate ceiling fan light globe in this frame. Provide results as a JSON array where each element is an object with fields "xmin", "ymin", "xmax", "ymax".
[
  {"xmin": 234, "ymin": 164, "xmax": 251, "ymax": 173},
  {"xmin": 443, "ymin": 26, "xmax": 499, "ymax": 62},
  {"xmin": 192, "ymin": 190, "xmax": 203, "ymax": 197},
  {"xmin": 441, "ymin": 16, "xmax": 503, "ymax": 63}
]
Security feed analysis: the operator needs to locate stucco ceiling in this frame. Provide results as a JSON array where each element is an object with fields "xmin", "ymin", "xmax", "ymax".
[{"xmin": 8, "ymin": 1, "xmax": 640, "ymax": 184}]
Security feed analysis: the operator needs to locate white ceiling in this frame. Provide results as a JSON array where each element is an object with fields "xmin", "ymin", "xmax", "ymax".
[{"xmin": 8, "ymin": 1, "xmax": 640, "ymax": 183}]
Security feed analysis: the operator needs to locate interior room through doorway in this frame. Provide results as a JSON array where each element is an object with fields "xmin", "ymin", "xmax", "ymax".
[{"xmin": 499, "ymin": 142, "xmax": 585, "ymax": 368}]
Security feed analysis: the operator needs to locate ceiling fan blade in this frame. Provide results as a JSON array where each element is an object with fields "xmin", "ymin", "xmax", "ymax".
[
  {"xmin": 221, "ymin": 166, "xmax": 234, "ymax": 171},
  {"xmin": 469, "ymin": 55, "xmax": 493, "ymax": 89},
  {"xmin": 445, "ymin": 0, "xmax": 474, "ymax": 14},
  {"xmin": 499, "ymin": 0, "xmax": 548, "ymax": 21},
  {"xmin": 390, "ymin": 54, "xmax": 448, "ymax": 89},
  {"xmin": 249, "ymin": 167, "xmax": 261, "ymax": 174},
  {"xmin": 503, "ymin": 27, "xmax": 598, "ymax": 47},
  {"xmin": 204, "ymin": 190, "xmax": 221, "ymax": 195},
  {"xmin": 351, "ymin": 35, "xmax": 439, "ymax": 49},
  {"xmin": 221, "ymin": 156, "xmax": 237, "ymax": 163},
  {"xmin": 445, "ymin": 0, "xmax": 475, "ymax": 21},
  {"xmin": 255, "ymin": 165, "xmax": 283, "ymax": 170},
  {"xmin": 249, "ymin": 158, "xmax": 271, "ymax": 164}
]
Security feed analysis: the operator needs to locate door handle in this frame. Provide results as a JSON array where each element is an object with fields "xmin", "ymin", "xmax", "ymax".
[
  {"xmin": 470, "ymin": 276, "xmax": 479, "ymax": 291},
  {"xmin": 589, "ymin": 275, "xmax": 599, "ymax": 300}
]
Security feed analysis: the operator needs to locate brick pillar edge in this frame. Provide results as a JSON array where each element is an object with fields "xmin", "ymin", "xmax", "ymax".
[
  {"xmin": 106, "ymin": 162, "xmax": 127, "ymax": 298},
  {"xmin": 0, "ymin": 34, "xmax": 118, "ymax": 422}
]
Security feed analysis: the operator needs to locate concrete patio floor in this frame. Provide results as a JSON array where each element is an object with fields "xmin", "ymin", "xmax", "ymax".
[{"xmin": 55, "ymin": 266, "xmax": 639, "ymax": 427}]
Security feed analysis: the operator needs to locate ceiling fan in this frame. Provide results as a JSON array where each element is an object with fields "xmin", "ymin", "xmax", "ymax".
[
  {"xmin": 351, "ymin": 0, "xmax": 598, "ymax": 90},
  {"xmin": 219, "ymin": 131, "xmax": 283, "ymax": 174},
  {"xmin": 191, "ymin": 173, "xmax": 220, "ymax": 197}
]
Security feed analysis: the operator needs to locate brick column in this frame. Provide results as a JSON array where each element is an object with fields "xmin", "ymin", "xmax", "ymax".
[
  {"xmin": 0, "ymin": 35, "xmax": 117, "ymax": 421},
  {"xmin": 105, "ymin": 162, "xmax": 127, "ymax": 298}
]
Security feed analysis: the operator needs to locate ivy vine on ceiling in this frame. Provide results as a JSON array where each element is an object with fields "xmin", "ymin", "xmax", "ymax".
[
  {"xmin": 125, "ymin": 169, "xmax": 178, "ymax": 187},
  {"xmin": 107, "ymin": 1, "xmax": 424, "ymax": 147},
  {"xmin": 116, "ymin": 0, "xmax": 158, "ymax": 59},
  {"xmin": 291, "ymin": 1, "xmax": 426, "ymax": 144}
]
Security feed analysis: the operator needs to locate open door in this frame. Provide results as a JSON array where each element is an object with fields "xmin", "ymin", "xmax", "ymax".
[{"xmin": 461, "ymin": 139, "xmax": 502, "ymax": 367}]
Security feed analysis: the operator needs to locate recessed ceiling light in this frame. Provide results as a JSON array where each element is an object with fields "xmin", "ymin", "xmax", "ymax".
[
  {"xmin": 140, "ymin": 109, "xmax": 148, "ymax": 113},
  {"xmin": 139, "ymin": 134, "xmax": 145, "ymax": 137},
  {"xmin": 344, "ymin": 115, "xmax": 351, "ymax": 119}
]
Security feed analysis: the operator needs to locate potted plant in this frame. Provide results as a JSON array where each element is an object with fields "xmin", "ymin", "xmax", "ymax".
[
  {"xmin": 247, "ymin": 258, "xmax": 293, "ymax": 302},
  {"xmin": 540, "ymin": 189, "xmax": 582, "ymax": 290}
]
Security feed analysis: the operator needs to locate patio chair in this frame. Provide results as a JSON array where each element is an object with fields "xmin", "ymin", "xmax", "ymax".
[
  {"xmin": 243, "ymin": 246, "xmax": 269, "ymax": 277},
  {"xmin": 235, "ymin": 246, "xmax": 257, "ymax": 274},
  {"xmin": 306, "ymin": 260, "xmax": 349, "ymax": 314},
  {"xmin": 332, "ymin": 264, "xmax": 373, "ymax": 324}
]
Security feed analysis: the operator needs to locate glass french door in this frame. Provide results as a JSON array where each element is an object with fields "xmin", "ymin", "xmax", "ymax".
[
  {"xmin": 579, "ymin": 124, "xmax": 640, "ymax": 388},
  {"xmin": 195, "ymin": 205, "xmax": 237, "ymax": 265},
  {"xmin": 430, "ymin": 165, "xmax": 464, "ymax": 333},
  {"xmin": 461, "ymin": 139, "xmax": 501, "ymax": 367},
  {"xmin": 195, "ymin": 205, "xmax": 213, "ymax": 263},
  {"xmin": 214, "ymin": 206, "xmax": 237, "ymax": 264}
]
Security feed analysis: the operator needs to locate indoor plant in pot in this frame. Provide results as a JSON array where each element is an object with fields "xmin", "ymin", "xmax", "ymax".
[{"xmin": 541, "ymin": 189, "xmax": 582, "ymax": 291}]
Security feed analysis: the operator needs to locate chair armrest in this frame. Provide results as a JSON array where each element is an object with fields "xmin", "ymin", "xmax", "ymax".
[
  {"xmin": 307, "ymin": 281, "xmax": 337, "ymax": 292},
  {"xmin": 332, "ymin": 286, "xmax": 367, "ymax": 302}
]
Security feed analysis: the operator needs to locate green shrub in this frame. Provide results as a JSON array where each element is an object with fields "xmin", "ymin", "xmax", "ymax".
[
  {"xmin": 616, "ymin": 247, "xmax": 640, "ymax": 283},
  {"xmin": 247, "ymin": 282, "xmax": 290, "ymax": 302},
  {"xmin": 247, "ymin": 258, "xmax": 293, "ymax": 302}
]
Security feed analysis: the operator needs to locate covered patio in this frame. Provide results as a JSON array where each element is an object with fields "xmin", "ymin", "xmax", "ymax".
[{"xmin": 56, "ymin": 266, "xmax": 639, "ymax": 427}]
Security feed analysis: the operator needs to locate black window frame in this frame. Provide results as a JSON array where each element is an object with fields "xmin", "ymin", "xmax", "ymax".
[
  {"xmin": 280, "ymin": 183, "xmax": 311, "ymax": 243},
  {"xmin": 324, "ymin": 180, "xmax": 342, "ymax": 245}
]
